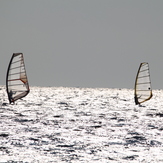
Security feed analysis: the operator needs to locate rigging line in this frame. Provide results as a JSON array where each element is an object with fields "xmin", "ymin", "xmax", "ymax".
[
  {"xmin": 138, "ymin": 95, "xmax": 151, "ymax": 98},
  {"xmin": 8, "ymin": 83, "xmax": 26, "ymax": 87},
  {"xmin": 136, "ymin": 90, "xmax": 151, "ymax": 91},
  {"xmin": 11, "ymin": 59, "xmax": 23, "ymax": 65},
  {"xmin": 139, "ymin": 69, "xmax": 149, "ymax": 73},
  {"xmin": 138, "ymin": 75, "xmax": 150, "ymax": 78},
  {"xmin": 9, "ymin": 65, "xmax": 25, "ymax": 71},
  {"xmin": 7, "ymin": 90, "xmax": 26, "ymax": 93},
  {"xmin": 141, "ymin": 63, "xmax": 148, "ymax": 66},
  {"xmin": 137, "ymin": 82, "xmax": 151, "ymax": 85},
  {"xmin": 8, "ymin": 78, "xmax": 27, "ymax": 82},
  {"xmin": 8, "ymin": 71, "xmax": 26, "ymax": 76}
]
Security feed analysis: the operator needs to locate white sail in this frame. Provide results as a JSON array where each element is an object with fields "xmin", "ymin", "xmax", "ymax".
[
  {"xmin": 6, "ymin": 53, "xmax": 30, "ymax": 103},
  {"xmin": 134, "ymin": 62, "xmax": 152, "ymax": 105}
]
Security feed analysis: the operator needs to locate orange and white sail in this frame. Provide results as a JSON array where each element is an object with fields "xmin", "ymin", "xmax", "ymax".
[
  {"xmin": 134, "ymin": 62, "xmax": 152, "ymax": 105},
  {"xmin": 6, "ymin": 53, "xmax": 30, "ymax": 103}
]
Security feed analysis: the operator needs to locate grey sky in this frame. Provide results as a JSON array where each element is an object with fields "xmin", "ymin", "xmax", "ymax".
[{"xmin": 0, "ymin": 0, "xmax": 163, "ymax": 89}]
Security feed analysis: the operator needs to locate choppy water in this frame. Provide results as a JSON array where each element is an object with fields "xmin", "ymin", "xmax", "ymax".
[{"xmin": 0, "ymin": 86, "xmax": 163, "ymax": 162}]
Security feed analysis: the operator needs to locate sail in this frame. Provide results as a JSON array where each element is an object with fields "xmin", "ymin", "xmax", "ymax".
[
  {"xmin": 6, "ymin": 53, "xmax": 30, "ymax": 103},
  {"xmin": 134, "ymin": 62, "xmax": 152, "ymax": 105}
]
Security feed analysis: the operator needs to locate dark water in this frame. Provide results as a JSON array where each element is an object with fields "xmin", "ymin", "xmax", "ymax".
[{"xmin": 0, "ymin": 86, "xmax": 163, "ymax": 162}]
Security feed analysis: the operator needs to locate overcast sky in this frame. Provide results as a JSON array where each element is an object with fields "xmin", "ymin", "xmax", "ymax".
[{"xmin": 0, "ymin": 0, "xmax": 163, "ymax": 89}]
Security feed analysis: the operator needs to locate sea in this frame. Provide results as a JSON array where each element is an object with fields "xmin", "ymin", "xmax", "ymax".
[{"xmin": 0, "ymin": 86, "xmax": 163, "ymax": 162}]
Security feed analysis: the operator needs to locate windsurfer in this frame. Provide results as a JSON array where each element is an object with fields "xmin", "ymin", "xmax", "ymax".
[{"xmin": 9, "ymin": 90, "xmax": 14, "ymax": 104}]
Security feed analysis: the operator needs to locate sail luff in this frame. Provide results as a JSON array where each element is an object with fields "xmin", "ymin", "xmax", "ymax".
[
  {"xmin": 134, "ymin": 62, "xmax": 152, "ymax": 105},
  {"xmin": 6, "ymin": 54, "xmax": 15, "ymax": 103},
  {"xmin": 6, "ymin": 53, "xmax": 30, "ymax": 104},
  {"xmin": 134, "ymin": 64, "xmax": 141, "ymax": 105}
]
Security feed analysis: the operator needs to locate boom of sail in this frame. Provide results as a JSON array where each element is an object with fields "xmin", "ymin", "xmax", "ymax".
[
  {"xmin": 6, "ymin": 53, "xmax": 30, "ymax": 103},
  {"xmin": 134, "ymin": 62, "xmax": 152, "ymax": 105}
]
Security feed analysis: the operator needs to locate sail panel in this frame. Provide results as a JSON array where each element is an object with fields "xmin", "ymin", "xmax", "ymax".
[
  {"xmin": 6, "ymin": 53, "xmax": 30, "ymax": 103},
  {"xmin": 134, "ymin": 62, "xmax": 152, "ymax": 105}
]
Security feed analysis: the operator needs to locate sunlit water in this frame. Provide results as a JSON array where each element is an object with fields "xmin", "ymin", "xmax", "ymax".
[{"xmin": 0, "ymin": 86, "xmax": 163, "ymax": 162}]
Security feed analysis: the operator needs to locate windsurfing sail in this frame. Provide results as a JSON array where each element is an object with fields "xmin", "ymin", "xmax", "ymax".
[
  {"xmin": 134, "ymin": 62, "xmax": 152, "ymax": 105},
  {"xmin": 6, "ymin": 53, "xmax": 30, "ymax": 104}
]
